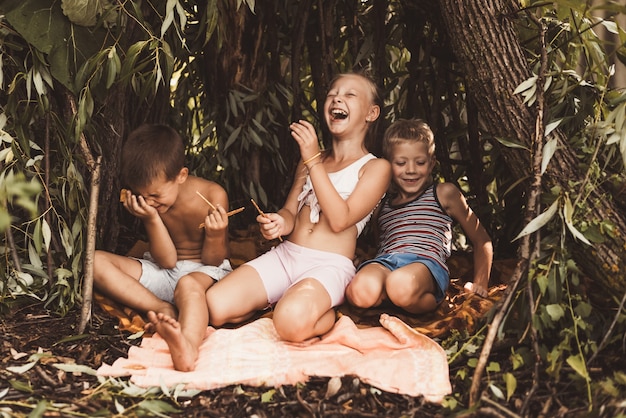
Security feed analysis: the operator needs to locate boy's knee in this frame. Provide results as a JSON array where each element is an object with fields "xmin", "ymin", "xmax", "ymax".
[{"xmin": 345, "ymin": 280, "xmax": 379, "ymax": 308}]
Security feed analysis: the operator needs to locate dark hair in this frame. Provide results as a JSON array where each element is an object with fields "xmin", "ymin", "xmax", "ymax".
[
  {"xmin": 383, "ymin": 119, "xmax": 435, "ymax": 160},
  {"xmin": 121, "ymin": 124, "xmax": 185, "ymax": 190}
]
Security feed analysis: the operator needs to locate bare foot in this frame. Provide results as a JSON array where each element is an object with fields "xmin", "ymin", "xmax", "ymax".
[
  {"xmin": 146, "ymin": 311, "xmax": 198, "ymax": 372},
  {"xmin": 379, "ymin": 313, "xmax": 427, "ymax": 347},
  {"xmin": 144, "ymin": 303, "xmax": 177, "ymax": 333}
]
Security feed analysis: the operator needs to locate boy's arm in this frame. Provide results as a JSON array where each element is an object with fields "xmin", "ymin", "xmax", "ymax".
[
  {"xmin": 438, "ymin": 183, "xmax": 493, "ymax": 297},
  {"xmin": 123, "ymin": 193, "xmax": 177, "ymax": 268},
  {"xmin": 201, "ymin": 186, "xmax": 230, "ymax": 266}
]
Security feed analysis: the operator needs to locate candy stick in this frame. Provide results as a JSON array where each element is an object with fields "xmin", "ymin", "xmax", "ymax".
[
  {"xmin": 251, "ymin": 198, "xmax": 283, "ymax": 241},
  {"xmin": 195, "ymin": 190, "xmax": 217, "ymax": 211},
  {"xmin": 198, "ymin": 206, "xmax": 245, "ymax": 228}
]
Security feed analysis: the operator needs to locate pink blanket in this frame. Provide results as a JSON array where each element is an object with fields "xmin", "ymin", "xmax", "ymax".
[{"xmin": 97, "ymin": 314, "xmax": 452, "ymax": 403}]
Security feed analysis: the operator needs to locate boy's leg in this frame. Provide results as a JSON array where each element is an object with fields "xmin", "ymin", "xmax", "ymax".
[
  {"xmin": 272, "ymin": 278, "xmax": 334, "ymax": 342},
  {"xmin": 93, "ymin": 250, "xmax": 175, "ymax": 317},
  {"xmin": 385, "ymin": 263, "xmax": 437, "ymax": 314},
  {"xmin": 345, "ymin": 263, "xmax": 389, "ymax": 308},
  {"xmin": 148, "ymin": 272, "xmax": 215, "ymax": 371},
  {"xmin": 206, "ymin": 265, "xmax": 269, "ymax": 326}
]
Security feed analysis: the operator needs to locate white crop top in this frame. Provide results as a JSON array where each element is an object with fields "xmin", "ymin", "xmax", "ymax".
[{"xmin": 296, "ymin": 153, "xmax": 378, "ymax": 236}]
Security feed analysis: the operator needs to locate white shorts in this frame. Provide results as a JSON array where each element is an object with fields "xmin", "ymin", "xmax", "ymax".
[
  {"xmin": 137, "ymin": 253, "xmax": 232, "ymax": 304},
  {"xmin": 245, "ymin": 240, "xmax": 355, "ymax": 307}
]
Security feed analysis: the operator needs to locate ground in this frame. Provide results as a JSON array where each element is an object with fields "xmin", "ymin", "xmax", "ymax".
[
  {"xmin": 0, "ymin": 301, "xmax": 445, "ymax": 417},
  {"xmin": 1, "ymin": 232, "xmax": 625, "ymax": 417}
]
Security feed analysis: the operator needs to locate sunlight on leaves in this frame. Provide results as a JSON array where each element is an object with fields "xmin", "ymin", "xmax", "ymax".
[
  {"xmin": 513, "ymin": 198, "xmax": 559, "ymax": 241},
  {"xmin": 563, "ymin": 195, "xmax": 592, "ymax": 245}
]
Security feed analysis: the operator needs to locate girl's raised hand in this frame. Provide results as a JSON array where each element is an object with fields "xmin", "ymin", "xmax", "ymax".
[{"xmin": 290, "ymin": 120, "xmax": 320, "ymax": 162}]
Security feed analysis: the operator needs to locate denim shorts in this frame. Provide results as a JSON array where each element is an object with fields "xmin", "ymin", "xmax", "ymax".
[{"xmin": 359, "ymin": 253, "xmax": 449, "ymax": 303}]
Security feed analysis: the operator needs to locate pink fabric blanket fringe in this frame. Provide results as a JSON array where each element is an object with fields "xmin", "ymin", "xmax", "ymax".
[{"xmin": 97, "ymin": 314, "xmax": 452, "ymax": 403}]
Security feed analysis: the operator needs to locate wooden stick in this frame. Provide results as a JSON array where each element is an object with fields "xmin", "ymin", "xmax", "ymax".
[
  {"xmin": 195, "ymin": 190, "xmax": 217, "ymax": 211},
  {"xmin": 226, "ymin": 206, "xmax": 245, "ymax": 217},
  {"xmin": 198, "ymin": 206, "xmax": 245, "ymax": 228},
  {"xmin": 251, "ymin": 198, "xmax": 283, "ymax": 241}
]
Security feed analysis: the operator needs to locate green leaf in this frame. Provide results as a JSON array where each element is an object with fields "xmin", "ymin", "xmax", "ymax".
[
  {"xmin": 488, "ymin": 383, "xmax": 505, "ymax": 400},
  {"xmin": 52, "ymin": 363, "xmax": 97, "ymax": 376},
  {"xmin": 261, "ymin": 388, "xmax": 276, "ymax": 403},
  {"xmin": 566, "ymin": 354, "xmax": 590, "ymax": 381},
  {"xmin": 545, "ymin": 304, "xmax": 565, "ymax": 321},
  {"xmin": 6, "ymin": 361, "xmax": 38, "ymax": 374},
  {"xmin": 42, "ymin": 218, "xmax": 52, "ymax": 252},
  {"xmin": 9, "ymin": 379, "xmax": 33, "ymax": 393},
  {"xmin": 513, "ymin": 75, "xmax": 538, "ymax": 95},
  {"xmin": 504, "ymin": 372, "xmax": 517, "ymax": 401},
  {"xmin": 224, "ymin": 126, "xmax": 242, "ymax": 151},
  {"xmin": 563, "ymin": 195, "xmax": 592, "ymax": 245},
  {"xmin": 541, "ymin": 137, "xmax": 557, "ymax": 174},
  {"xmin": 137, "ymin": 399, "xmax": 180, "ymax": 417},
  {"xmin": 513, "ymin": 198, "xmax": 559, "ymax": 241}
]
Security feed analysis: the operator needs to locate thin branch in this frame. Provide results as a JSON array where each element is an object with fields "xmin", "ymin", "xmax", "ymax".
[
  {"xmin": 65, "ymin": 92, "xmax": 100, "ymax": 334},
  {"xmin": 588, "ymin": 290, "xmax": 626, "ymax": 365}
]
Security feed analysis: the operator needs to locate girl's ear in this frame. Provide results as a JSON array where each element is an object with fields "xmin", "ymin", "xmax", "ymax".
[
  {"xmin": 367, "ymin": 105, "xmax": 380, "ymax": 122},
  {"xmin": 176, "ymin": 167, "xmax": 189, "ymax": 184}
]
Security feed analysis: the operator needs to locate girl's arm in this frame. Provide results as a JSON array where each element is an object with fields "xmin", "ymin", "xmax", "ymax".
[
  {"xmin": 309, "ymin": 157, "xmax": 391, "ymax": 233},
  {"xmin": 289, "ymin": 120, "xmax": 391, "ymax": 232},
  {"xmin": 201, "ymin": 186, "xmax": 230, "ymax": 266},
  {"xmin": 438, "ymin": 183, "xmax": 493, "ymax": 297},
  {"xmin": 257, "ymin": 162, "xmax": 308, "ymax": 240}
]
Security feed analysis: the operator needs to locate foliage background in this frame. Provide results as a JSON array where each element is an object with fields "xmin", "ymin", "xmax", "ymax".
[{"xmin": 1, "ymin": 0, "xmax": 626, "ymax": 414}]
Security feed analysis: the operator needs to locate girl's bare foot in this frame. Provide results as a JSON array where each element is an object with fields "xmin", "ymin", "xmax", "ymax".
[{"xmin": 146, "ymin": 311, "xmax": 198, "ymax": 372}]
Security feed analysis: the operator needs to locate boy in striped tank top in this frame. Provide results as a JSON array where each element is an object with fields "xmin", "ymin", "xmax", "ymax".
[{"xmin": 346, "ymin": 119, "xmax": 492, "ymax": 314}]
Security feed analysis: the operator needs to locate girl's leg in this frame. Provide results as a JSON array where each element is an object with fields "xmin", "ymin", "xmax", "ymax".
[
  {"xmin": 385, "ymin": 263, "xmax": 438, "ymax": 314},
  {"xmin": 345, "ymin": 263, "xmax": 389, "ymax": 308},
  {"xmin": 272, "ymin": 278, "xmax": 334, "ymax": 342},
  {"xmin": 147, "ymin": 272, "xmax": 215, "ymax": 371},
  {"xmin": 206, "ymin": 265, "xmax": 269, "ymax": 326},
  {"xmin": 93, "ymin": 250, "xmax": 175, "ymax": 317}
]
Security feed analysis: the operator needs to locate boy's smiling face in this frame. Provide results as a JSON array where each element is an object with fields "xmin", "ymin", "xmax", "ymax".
[
  {"xmin": 133, "ymin": 169, "xmax": 187, "ymax": 214},
  {"xmin": 390, "ymin": 140, "xmax": 436, "ymax": 200}
]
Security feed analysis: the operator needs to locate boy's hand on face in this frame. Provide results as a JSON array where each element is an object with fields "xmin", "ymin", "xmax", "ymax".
[
  {"xmin": 203, "ymin": 205, "xmax": 228, "ymax": 236},
  {"xmin": 123, "ymin": 194, "xmax": 159, "ymax": 221}
]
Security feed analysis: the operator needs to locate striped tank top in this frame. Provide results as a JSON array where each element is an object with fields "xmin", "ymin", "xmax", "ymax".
[{"xmin": 376, "ymin": 183, "xmax": 452, "ymax": 274}]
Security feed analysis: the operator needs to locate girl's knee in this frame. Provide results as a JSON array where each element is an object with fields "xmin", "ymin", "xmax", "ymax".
[{"xmin": 206, "ymin": 288, "xmax": 232, "ymax": 327}]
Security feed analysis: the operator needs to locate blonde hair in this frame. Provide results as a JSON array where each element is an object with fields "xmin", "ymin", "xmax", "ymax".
[
  {"xmin": 383, "ymin": 119, "xmax": 435, "ymax": 160},
  {"xmin": 328, "ymin": 72, "xmax": 383, "ymax": 153}
]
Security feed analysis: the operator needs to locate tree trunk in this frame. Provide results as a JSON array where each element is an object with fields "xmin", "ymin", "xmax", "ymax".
[{"xmin": 438, "ymin": 0, "xmax": 626, "ymax": 293}]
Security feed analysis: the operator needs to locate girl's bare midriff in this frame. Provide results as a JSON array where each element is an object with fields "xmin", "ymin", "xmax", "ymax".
[{"xmin": 288, "ymin": 205, "xmax": 358, "ymax": 259}]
